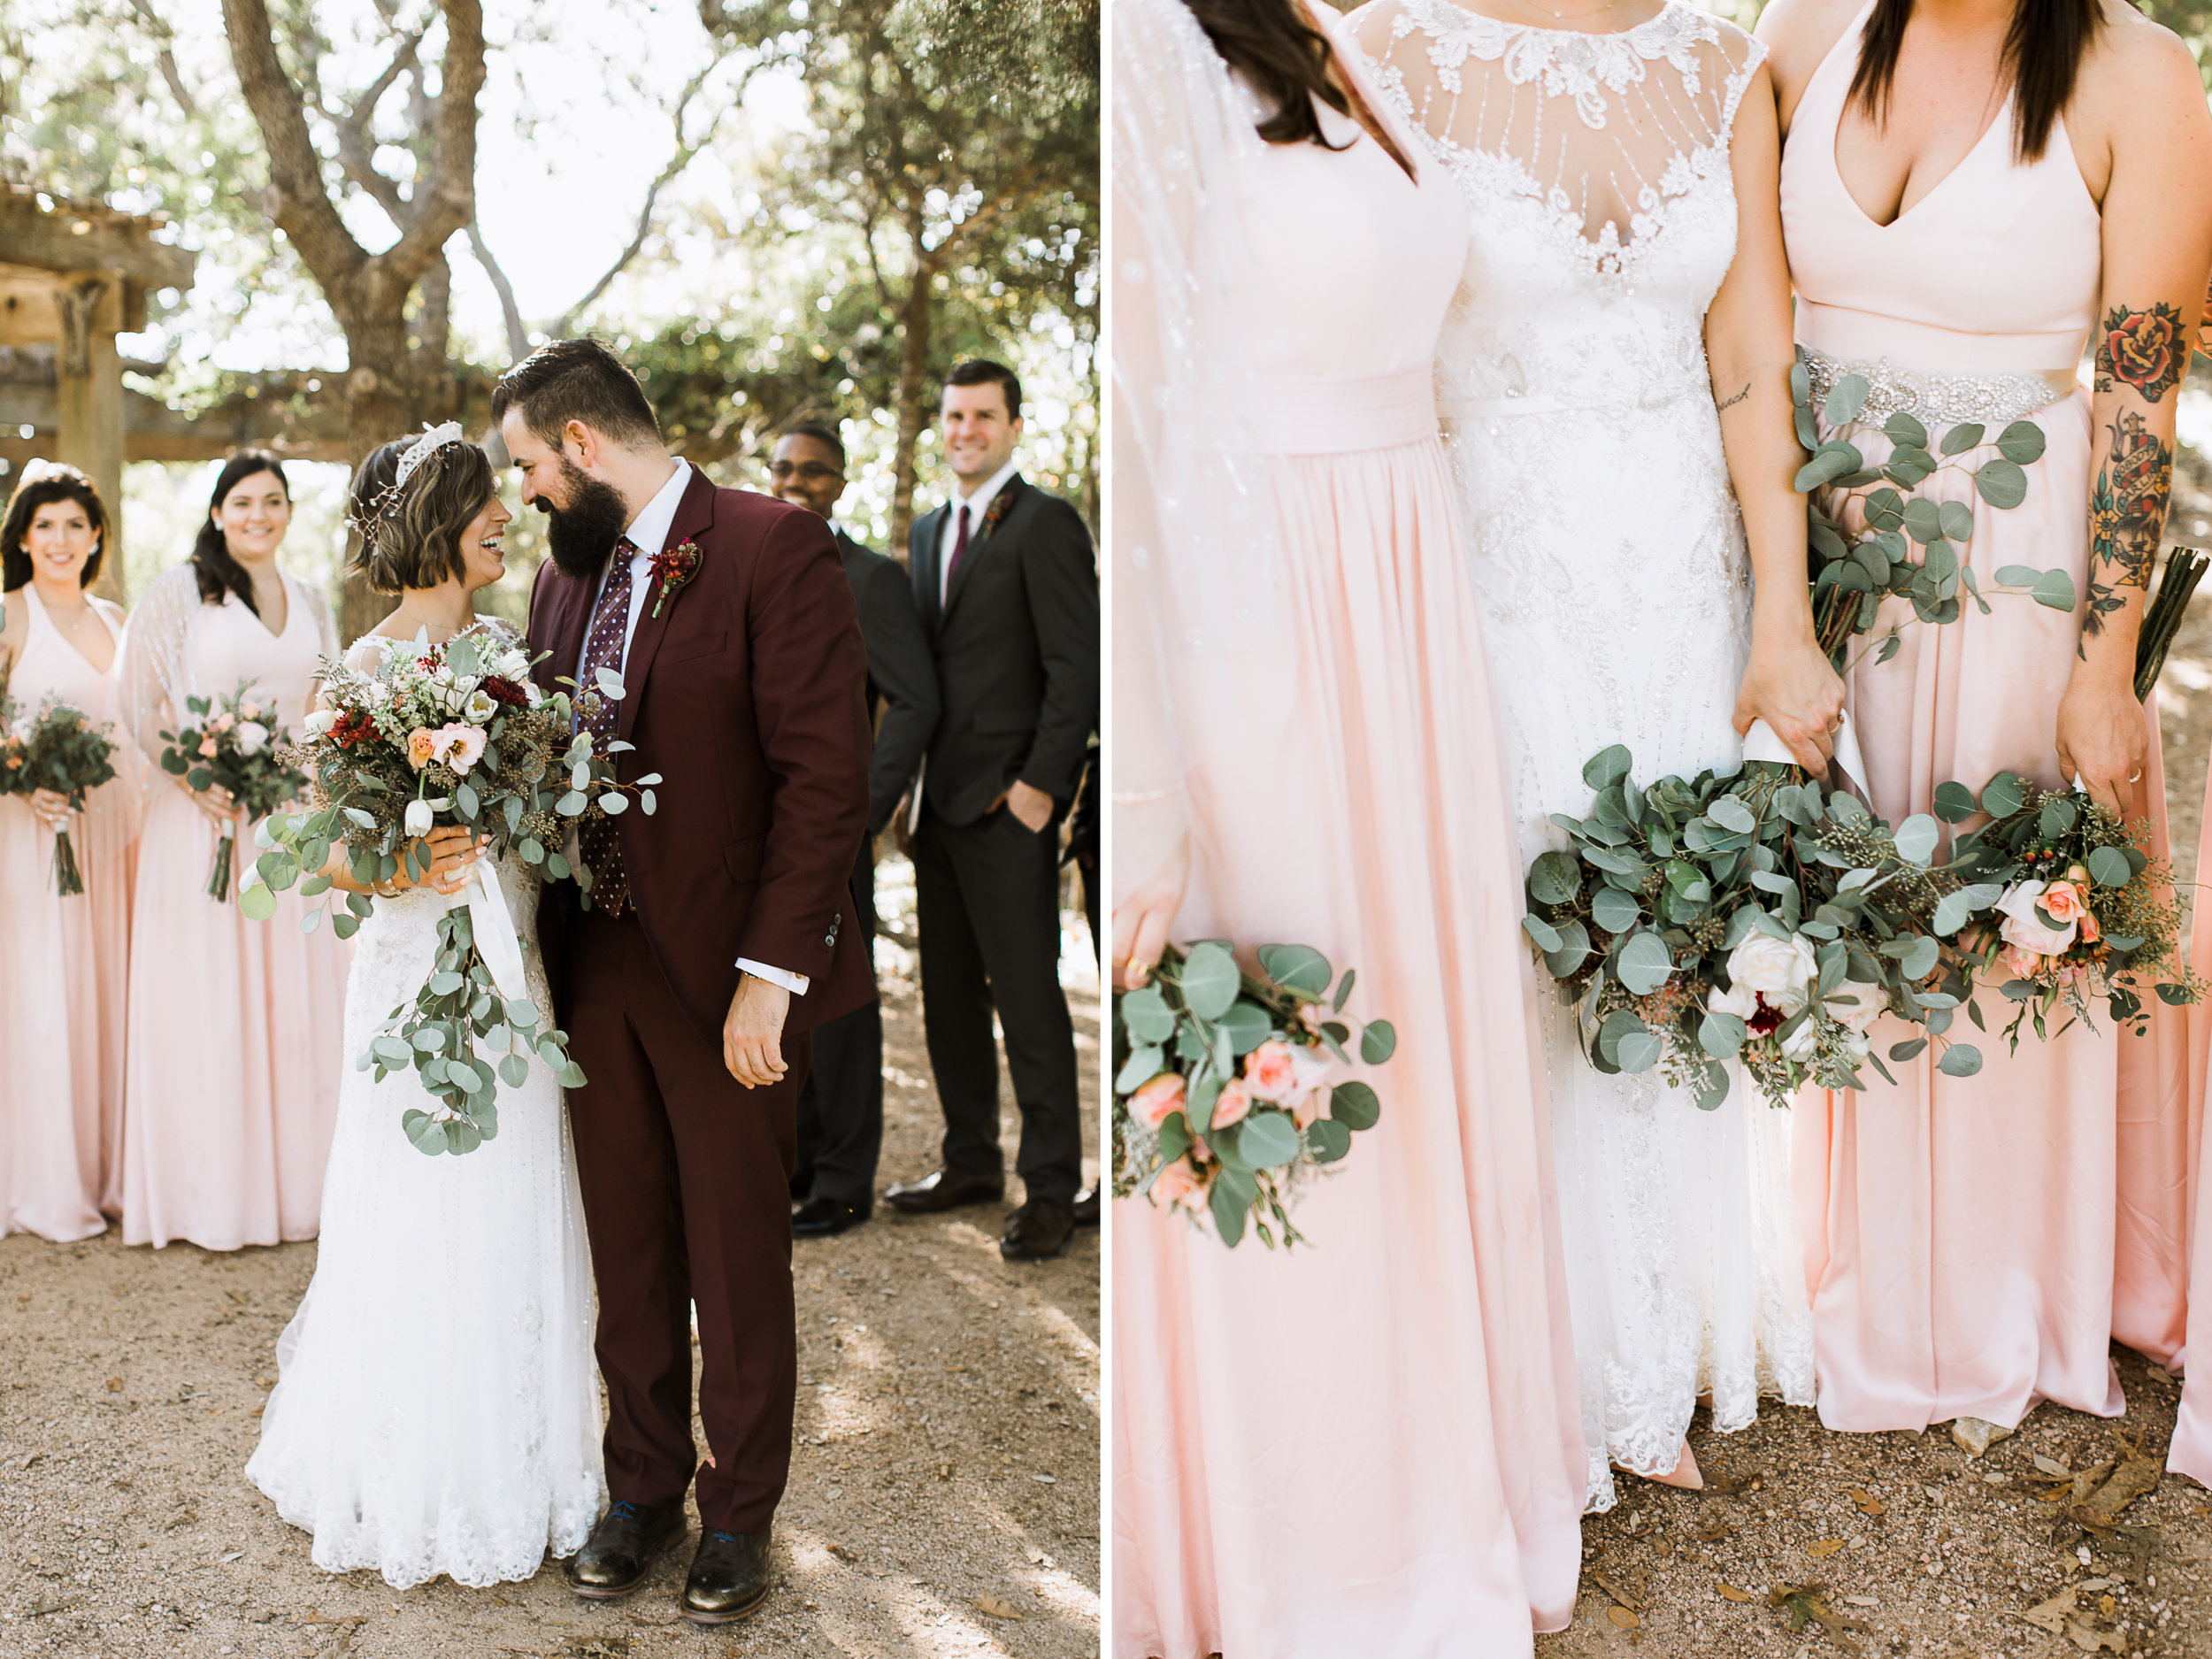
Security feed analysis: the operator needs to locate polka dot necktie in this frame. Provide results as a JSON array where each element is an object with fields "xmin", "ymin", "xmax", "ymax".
[{"xmin": 578, "ymin": 540, "xmax": 639, "ymax": 916}]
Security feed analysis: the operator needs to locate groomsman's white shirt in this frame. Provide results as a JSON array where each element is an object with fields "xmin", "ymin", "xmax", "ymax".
[
  {"xmin": 936, "ymin": 457, "xmax": 1020, "ymax": 607},
  {"xmin": 577, "ymin": 457, "xmax": 809, "ymax": 997}
]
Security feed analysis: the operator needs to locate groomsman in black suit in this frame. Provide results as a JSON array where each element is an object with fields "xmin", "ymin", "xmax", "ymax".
[
  {"xmin": 887, "ymin": 359, "xmax": 1099, "ymax": 1262},
  {"xmin": 768, "ymin": 423, "xmax": 939, "ymax": 1238}
]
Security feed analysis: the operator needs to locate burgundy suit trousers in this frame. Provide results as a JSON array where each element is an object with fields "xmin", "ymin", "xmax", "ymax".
[{"xmin": 565, "ymin": 900, "xmax": 806, "ymax": 1533}]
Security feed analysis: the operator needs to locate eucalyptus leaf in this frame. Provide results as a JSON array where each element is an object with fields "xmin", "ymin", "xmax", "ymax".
[
  {"xmin": 1360, "ymin": 1020, "xmax": 1397, "ymax": 1064},
  {"xmin": 2087, "ymin": 845, "xmax": 2133, "ymax": 888},
  {"xmin": 1180, "ymin": 943, "xmax": 1241, "ymax": 1020},
  {"xmin": 1329, "ymin": 1080, "xmax": 1380, "ymax": 1131},
  {"xmin": 1939, "ymin": 421, "xmax": 1986, "ymax": 457},
  {"xmin": 1893, "ymin": 814, "xmax": 1940, "ymax": 866},
  {"xmin": 1823, "ymin": 373, "xmax": 1870, "ymax": 426},
  {"xmin": 1529, "ymin": 850, "xmax": 1583, "ymax": 904},
  {"xmin": 2031, "ymin": 568, "xmax": 2077, "ymax": 611},
  {"xmin": 1238, "ymin": 1110, "xmax": 1301, "ymax": 1170},
  {"xmin": 1616, "ymin": 931, "xmax": 1674, "ymax": 995},
  {"xmin": 1591, "ymin": 887, "xmax": 1644, "ymax": 933},
  {"xmin": 1996, "ymin": 419, "xmax": 2047, "ymax": 465},
  {"xmin": 1937, "ymin": 1044, "xmax": 1984, "ymax": 1077},
  {"xmin": 1932, "ymin": 780, "xmax": 1979, "ymax": 824},
  {"xmin": 1975, "ymin": 458, "xmax": 2028, "ymax": 509}
]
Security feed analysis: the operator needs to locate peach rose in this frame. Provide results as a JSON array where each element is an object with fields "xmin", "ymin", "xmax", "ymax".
[
  {"xmin": 2079, "ymin": 907, "xmax": 2101, "ymax": 944},
  {"xmin": 1243, "ymin": 1041, "xmax": 1300, "ymax": 1102},
  {"xmin": 1995, "ymin": 880, "xmax": 2078, "ymax": 957},
  {"xmin": 1153, "ymin": 1158, "xmax": 1208, "ymax": 1211},
  {"xmin": 197, "ymin": 737, "xmax": 218, "ymax": 757},
  {"xmin": 2038, "ymin": 879, "xmax": 2089, "ymax": 927},
  {"xmin": 405, "ymin": 726, "xmax": 438, "ymax": 771},
  {"xmin": 209, "ymin": 711, "xmax": 234, "ymax": 733},
  {"xmin": 1128, "ymin": 1071, "xmax": 1186, "ymax": 1129},
  {"xmin": 1210, "ymin": 1078, "xmax": 1252, "ymax": 1128}
]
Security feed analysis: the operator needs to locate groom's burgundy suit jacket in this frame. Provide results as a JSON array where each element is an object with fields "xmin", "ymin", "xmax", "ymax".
[{"xmin": 526, "ymin": 466, "xmax": 875, "ymax": 1040}]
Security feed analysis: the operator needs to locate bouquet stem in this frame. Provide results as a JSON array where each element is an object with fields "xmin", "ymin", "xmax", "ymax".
[
  {"xmin": 51, "ymin": 827, "xmax": 82, "ymax": 897},
  {"xmin": 207, "ymin": 833, "xmax": 234, "ymax": 902},
  {"xmin": 2135, "ymin": 546, "xmax": 2208, "ymax": 704}
]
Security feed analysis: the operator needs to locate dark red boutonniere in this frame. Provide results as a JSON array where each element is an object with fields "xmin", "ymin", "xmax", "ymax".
[
  {"xmin": 649, "ymin": 540, "xmax": 702, "ymax": 618},
  {"xmin": 979, "ymin": 486, "xmax": 1017, "ymax": 539}
]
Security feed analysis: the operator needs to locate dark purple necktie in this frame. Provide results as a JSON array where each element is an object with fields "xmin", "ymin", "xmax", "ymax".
[{"xmin": 945, "ymin": 503, "xmax": 972, "ymax": 593}]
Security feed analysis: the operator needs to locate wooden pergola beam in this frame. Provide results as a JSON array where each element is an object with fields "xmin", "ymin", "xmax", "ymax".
[{"xmin": 0, "ymin": 188, "xmax": 196, "ymax": 296}]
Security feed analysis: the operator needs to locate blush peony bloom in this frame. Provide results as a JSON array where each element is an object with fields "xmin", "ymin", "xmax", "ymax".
[
  {"xmin": 209, "ymin": 711, "xmax": 234, "ymax": 733},
  {"xmin": 1210, "ymin": 1078, "xmax": 1253, "ymax": 1128},
  {"xmin": 1152, "ymin": 1158, "xmax": 1207, "ymax": 1211},
  {"xmin": 197, "ymin": 737, "xmax": 219, "ymax": 758},
  {"xmin": 406, "ymin": 727, "xmax": 437, "ymax": 771},
  {"xmin": 1243, "ymin": 1041, "xmax": 1300, "ymax": 1102},
  {"xmin": 2000, "ymin": 942, "xmax": 2047, "ymax": 982},
  {"xmin": 433, "ymin": 723, "xmax": 488, "ymax": 775},
  {"xmin": 1995, "ymin": 879, "xmax": 2078, "ymax": 956},
  {"xmin": 1129, "ymin": 1071, "xmax": 1186, "ymax": 1129}
]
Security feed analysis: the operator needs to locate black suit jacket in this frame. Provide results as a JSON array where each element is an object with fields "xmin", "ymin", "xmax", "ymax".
[
  {"xmin": 908, "ymin": 473, "xmax": 1099, "ymax": 826},
  {"xmin": 836, "ymin": 528, "xmax": 937, "ymax": 835}
]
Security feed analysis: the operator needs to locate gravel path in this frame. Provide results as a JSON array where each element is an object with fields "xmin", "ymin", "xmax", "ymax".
[{"xmin": 0, "ymin": 872, "xmax": 1102, "ymax": 1659}]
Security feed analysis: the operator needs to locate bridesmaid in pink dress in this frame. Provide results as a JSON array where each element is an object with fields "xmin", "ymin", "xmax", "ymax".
[
  {"xmin": 118, "ymin": 452, "xmax": 352, "ymax": 1251},
  {"xmin": 0, "ymin": 465, "xmax": 137, "ymax": 1239},
  {"xmin": 1763, "ymin": 0, "xmax": 2212, "ymax": 1442},
  {"xmin": 1110, "ymin": 0, "xmax": 1585, "ymax": 1651}
]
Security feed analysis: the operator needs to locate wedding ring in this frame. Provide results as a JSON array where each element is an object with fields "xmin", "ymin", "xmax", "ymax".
[{"xmin": 2130, "ymin": 771, "xmax": 2143, "ymax": 784}]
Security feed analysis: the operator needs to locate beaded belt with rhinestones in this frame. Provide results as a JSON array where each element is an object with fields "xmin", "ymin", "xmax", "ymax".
[{"xmin": 1801, "ymin": 347, "xmax": 2079, "ymax": 430}]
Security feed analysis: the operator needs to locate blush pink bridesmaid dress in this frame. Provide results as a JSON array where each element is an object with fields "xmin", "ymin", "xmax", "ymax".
[
  {"xmin": 0, "ymin": 587, "xmax": 137, "ymax": 1240},
  {"xmin": 1111, "ymin": 0, "xmax": 1586, "ymax": 1652},
  {"xmin": 1780, "ymin": 3, "xmax": 2190, "ymax": 1436},
  {"xmin": 116, "ymin": 564, "xmax": 350, "ymax": 1251}
]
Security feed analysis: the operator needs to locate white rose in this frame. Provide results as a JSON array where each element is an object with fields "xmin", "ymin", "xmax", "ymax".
[
  {"xmin": 235, "ymin": 720, "xmax": 269, "ymax": 757},
  {"xmin": 1727, "ymin": 932, "xmax": 1818, "ymax": 1002},
  {"xmin": 495, "ymin": 649, "xmax": 532, "ymax": 680},
  {"xmin": 1709, "ymin": 982, "xmax": 1759, "ymax": 1021},
  {"xmin": 464, "ymin": 689, "xmax": 497, "ymax": 724},
  {"xmin": 1994, "ymin": 879, "xmax": 2077, "ymax": 957},
  {"xmin": 404, "ymin": 797, "xmax": 434, "ymax": 837},
  {"xmin": 303, "ymin": 709, "xmax": 338, "ymax": 737},
  {"xmin": 1824, "ymin": 987, "xmax": 1885, "ymax": 1033},
  {"xmin": 1780, "ymin": 1016, "xmax": 1820, "ymax": 1062}
]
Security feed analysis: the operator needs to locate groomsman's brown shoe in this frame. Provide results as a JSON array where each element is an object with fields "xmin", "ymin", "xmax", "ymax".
[
  {"xmin": 681, "ymin": 1528, "xmax": 773, "ymax": 1624},
  {"xmin": 568, "ymin": 1501, "xmax": 686, "ymax": 1599},
  {"xmin": 884, "ymin": 1166, "xmax": 1005, "ymax": 1214},
  {"xmin": 999, "ymin": 1198, "xmax": 1076, "ymax": 1261},
  {"xmin": 1071, "ymin": 1184, "xmax": 1100, "ymax": 1226}
]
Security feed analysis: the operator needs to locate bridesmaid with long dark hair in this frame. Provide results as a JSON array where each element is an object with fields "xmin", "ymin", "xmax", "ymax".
[
  {"xmin": 0, "ymin": 464, "xmax": 137, "ymax": 1237},
  {"xmin": 117, "ymin": 451, "xmax": 352, "ymax": 1250},
  {"xmin": 1761, "ymin": 0, "xmax": 2212, "ymax": 1446},
  {"xmin": 1110, "ymin": 0, "xmax": 1585, "ymax": 1649}
]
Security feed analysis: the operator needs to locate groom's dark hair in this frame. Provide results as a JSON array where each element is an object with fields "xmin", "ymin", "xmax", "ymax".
[{"xmin": 492, "ymin": 337, "xmax": 662, "ymax": 453}]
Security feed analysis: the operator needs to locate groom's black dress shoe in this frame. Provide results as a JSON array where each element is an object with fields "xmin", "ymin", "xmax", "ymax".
[
  {"xmin": 884, "ymin": 1166, "xmax": 1005, "ymax": 1214},
  {"xmin": 792, "ymin": 1196, "xmax": 869, "ymax": 1237},
  {"xmin": 567, "ymin": 1501, "xmax": 686, "ymax": 1599},
  {"xmin": 681, "ymin": 1528, "xmax": 774, "ymax": 1624},
  {"xmin": 999, "ymin": 1198, "xmax": 1076, "ymax": 1261}
]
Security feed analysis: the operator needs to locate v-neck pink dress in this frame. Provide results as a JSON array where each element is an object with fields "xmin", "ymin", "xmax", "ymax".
[
  {"xmin": 0, "ymin": 586, "xmax": 136, "ymax": 1240},
  {"xmin": 117, "ymin": 565, "xmax": 350, "ymax": 1250},
  {"xmin": 1781, "ymin": 4, "xmax": 2190, "ymax": 1435}
]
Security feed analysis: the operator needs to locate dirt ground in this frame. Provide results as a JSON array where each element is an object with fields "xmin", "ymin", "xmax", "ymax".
[{"xmin": 0, "ymin": 857, "xmax": 1102, "ymax": 1659}]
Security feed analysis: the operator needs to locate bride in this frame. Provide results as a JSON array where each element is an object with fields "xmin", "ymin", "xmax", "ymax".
[
  {"xmin": 1350, "ymin": 0, "xmax": 1845, "ymax": 1509},
  {"xmin": 245, "ymin": 430, "xmax": 603, "ymax": 1586}
]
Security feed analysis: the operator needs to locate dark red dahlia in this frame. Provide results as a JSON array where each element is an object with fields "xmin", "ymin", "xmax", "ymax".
[{"xmin": 480, "ymin": 675, "xmax": 529, "ymax": 707}]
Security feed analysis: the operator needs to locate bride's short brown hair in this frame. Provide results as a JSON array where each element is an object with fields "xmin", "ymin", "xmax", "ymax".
[{"xmin": 347, "ymin": 436, "xmax": 498, "ymax": 595}]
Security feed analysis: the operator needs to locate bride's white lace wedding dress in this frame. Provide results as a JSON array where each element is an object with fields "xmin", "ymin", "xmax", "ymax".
[
  {"xmin": 1354, "ymin": 0, "xmax": 1816, "ymax": 1512},
  {"xmin": 245, "ymin": 626, "xmax": 603, "ymax": 1587}
]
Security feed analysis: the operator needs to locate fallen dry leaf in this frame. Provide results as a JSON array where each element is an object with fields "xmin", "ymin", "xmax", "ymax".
[
  {"xmin": 1717, "ymin": 1584, "xmax": 1753, "ymax": 1602},
  {"xmin": 2075, "ymin": 1453, "xmax": 2161, "ymax": 1529},
  {"xmin": 1769, "ymin": 1583, "xmax": 1871, "ymax": 1657},
  {"xmin": 1808, "ymin": 1539, "xmax": 1847, "ymax": 1558},
  {"xmin": 1847, "ymin": 1486, "xmax": 1885, "ymax": 1517},
  {"xmin": 2064, "ymin": 1615, "xmax": 2124, "ymax": 1654},
  {"xmin": 2021, "ymin": 1589, "xmax": 2077, "ymax": 1636},
  {"xmin": 1606, "ymin": 1607, "xmax": 1640, "ymax": 1631},
  {"xmin": 1590, "ymin": 1568, "xmax": 1644, "ymax": 1613},
  {"xmin": 104, "ymin": 1377, "xmax": 120, "ymax": 1392},
  {"xmin": 975, "ymin": 1594, "xmax": 1023, "ymax": 1619},
  {"xmin": 2098, "ymin": 1594, "xmax": 2116, "ymax": 1617}
]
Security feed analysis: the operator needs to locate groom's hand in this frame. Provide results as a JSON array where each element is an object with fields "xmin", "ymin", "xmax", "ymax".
[{"xmin": 723, "ymin": 974, "xmax": 792, "ymax": 1088}]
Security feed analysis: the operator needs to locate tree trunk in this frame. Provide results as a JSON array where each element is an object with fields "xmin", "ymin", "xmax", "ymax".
[
  {"xmin": 337, "ymin": 305, "xmax": 414, "ymax": 644},
  {"xmin": 887, "ymin": 238, "xmax": 936, "ymax": 559}
]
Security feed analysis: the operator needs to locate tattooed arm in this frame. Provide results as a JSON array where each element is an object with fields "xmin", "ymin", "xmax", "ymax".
[{"xmin": 2055, "ymin": 16, "xmax": 2212, "ymax": 812}]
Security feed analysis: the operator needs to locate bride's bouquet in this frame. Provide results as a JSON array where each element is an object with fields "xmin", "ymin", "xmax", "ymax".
[
  {"xmin": 242, "ymin": 628, "xmax": 659, "ymax": 1156},
  {"xmin": 0, "ymin": 695, "xmax": 117, "ymax": 895},
  {"xmin": 1111, "ymin": 941, "xmax": 1395, "ymax": 1249},
  {"xmin": 157, "ymin": 680, "xmax": 307, "ymax": 901},
  {"xmin": 1944, "ymin": 772, "xmax": 2202, "ymax": 1046},
  {"xmin": 1524, "ymin": 745, "xmax": 2005, "ymax": 1110}
]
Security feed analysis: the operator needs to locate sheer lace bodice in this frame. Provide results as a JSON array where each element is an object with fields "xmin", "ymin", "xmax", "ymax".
[{"xmin": 1353, "ymin": 0, "xmax": 1815, "ymax": 1513}]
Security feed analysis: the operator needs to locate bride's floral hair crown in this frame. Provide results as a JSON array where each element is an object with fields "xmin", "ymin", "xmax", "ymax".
[{"xmin": 346, "ymin": 425, "xmax": 498, "ymax": 595}]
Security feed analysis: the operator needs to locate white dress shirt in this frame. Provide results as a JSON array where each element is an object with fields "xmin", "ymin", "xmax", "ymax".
[
  {"xmin": 936, "ymin": 456, "xmax": 1021, "ymax": 607},
  {"xmin": 576, "ymin": 458, "xmax": 808, "ymax": 997}
]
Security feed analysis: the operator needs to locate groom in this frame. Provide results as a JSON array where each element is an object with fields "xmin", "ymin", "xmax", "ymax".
[{"xmin": 496, "ymin": 338, "xmax": 873, "ymax": 1624}]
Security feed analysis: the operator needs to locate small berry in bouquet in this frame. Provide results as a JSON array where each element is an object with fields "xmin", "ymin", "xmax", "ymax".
[
  {"xmin": 0, "ymin": 695, "xmax": 117, "ymax": 895},
  {"xmin": 1524, "ymin": 744, "xmax": 2014, "ymax": 1110},
  {"xmin": 244, "ymin": 623, "xmax": 662, "ymax": 1156},
  {"xmin": 157, "ymin": 679, "xmax": 307, "ymax": 901},
  {"xmin": 1941, "ymin": 771, "xmax": 2203, "ymax": 1046},
  {"xmin": 1111, "ymin": 941, "xmax": 1396, "ymax": 1248}
]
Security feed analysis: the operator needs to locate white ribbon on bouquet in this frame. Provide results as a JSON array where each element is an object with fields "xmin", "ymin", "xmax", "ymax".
[
  {"xmin": 1743, "ymin": 710, "xmax": 1868, "ymax": 794},
  {"xmin": 449, "ymin": 856, "xmax": 530, "ymax": 1005}
]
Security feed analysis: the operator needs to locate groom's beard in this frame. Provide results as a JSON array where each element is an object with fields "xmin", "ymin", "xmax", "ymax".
[{"xmin": 537, "ymin": 460, "xmax": 632, "ymax": 580}]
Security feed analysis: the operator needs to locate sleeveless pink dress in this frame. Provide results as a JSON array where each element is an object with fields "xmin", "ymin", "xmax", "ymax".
[
  {"xmin": 0, "ymin": 587, "xmax": 135, "ymax": 1240},
  {"xmin": 1781, "ymin": 4, "xmax": 2190, "ymax": 1434},
  {"xmin": 118, "ymin": 566, "xmax": 350, "ymax": 1250}
]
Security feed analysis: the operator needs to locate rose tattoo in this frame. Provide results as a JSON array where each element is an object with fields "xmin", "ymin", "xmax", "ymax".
[{"xmin": 2094, "ymin": 302, "xmax": 2186, "ymax": 404}]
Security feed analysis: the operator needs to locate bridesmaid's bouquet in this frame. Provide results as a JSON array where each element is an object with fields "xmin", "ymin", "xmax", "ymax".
[
  {"xmin": 242, "ymin": 628, "xmax": 657, "ymax": 1156},
  {"xmin": 1947, "ymin": 774, "xmax": 2203, "ymax": 1046},
  {"xmin": 1524, "ymin": 746, "xmax": 2006, "ymax": 1110},
  {"xmin": 0, "ymin": 696, "xmax": 117, "ymax": 895},
  {"xmin": 157, "ymin": 680, "xmax": 307, "ymax": 901},
  {"xmin": 1111, "ymin": 941, "xmax": 1394, "ymax": 1249}
]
